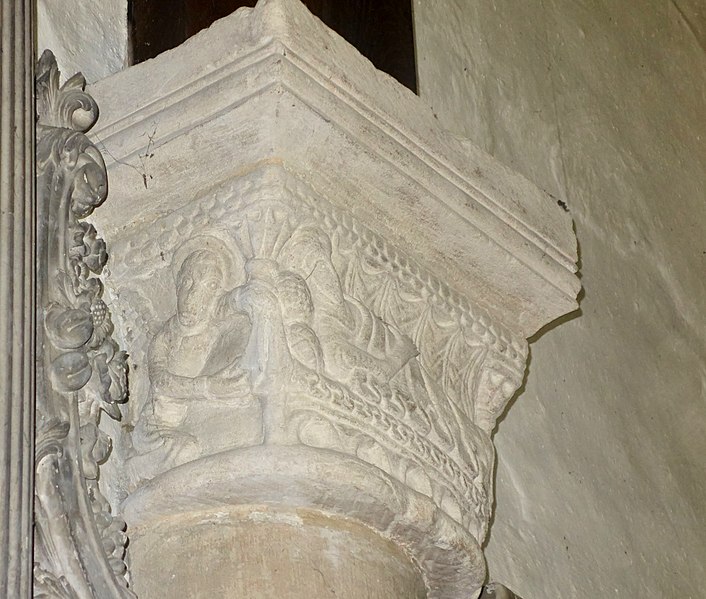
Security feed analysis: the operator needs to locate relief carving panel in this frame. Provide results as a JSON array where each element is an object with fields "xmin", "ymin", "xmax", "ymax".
[
  {"xmin": 105, "ymin": 167, "xmax": 526, "ymax": 541},
  {"xmin": 30, "ymin": 3, "xmax": 580, "ymax": 596}
]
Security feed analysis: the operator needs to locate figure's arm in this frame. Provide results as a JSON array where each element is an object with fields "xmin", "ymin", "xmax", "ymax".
[
  {"xmin": 149, "ymin": 326, "xmax": 207, "ymax": 399},
  {"xmin": 231, "ymin": 273, "xmax": 292, "ymax": 391}
]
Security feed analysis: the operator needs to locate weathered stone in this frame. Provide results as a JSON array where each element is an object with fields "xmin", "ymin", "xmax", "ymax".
[
  {"xmin": 77, "ymin": 1, "xmax": 579, "ymax": 597},
  {"xmin": 24, "ymin": 0, "xmax": 706, "ymax": 597},
  {"xmin": 0, "ymin": 1, "xmax": 34, "ymax": 596},
  {"xmin": 33, "ymin": 51, "xmax": 133, "ymax": 598},
  {"xmin": 128, "ymin": 507, "xmax": 428, "ymax": 599},
  {"xmin": 37, "ymin": 0, "xmax": 127, "ymax": 84},
  {"xmin": 415, "ymin": 1, "xmax": 706, "ymax": 597}
]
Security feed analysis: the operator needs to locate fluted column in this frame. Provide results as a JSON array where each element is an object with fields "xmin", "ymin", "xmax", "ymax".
[{"xmin": 0, "ymin": 1, "xmax": 34, "ymax": 596}]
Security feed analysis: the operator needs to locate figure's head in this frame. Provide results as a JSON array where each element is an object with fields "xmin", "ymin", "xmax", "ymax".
[{"xmin": 176, "ymin": 249, "xmax": 224, "ymax": 328}]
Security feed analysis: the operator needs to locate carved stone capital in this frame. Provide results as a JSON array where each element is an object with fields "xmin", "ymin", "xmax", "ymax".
[{"xmin": 85, "ymin": 1, "xmax": 579, "ymax": 597}]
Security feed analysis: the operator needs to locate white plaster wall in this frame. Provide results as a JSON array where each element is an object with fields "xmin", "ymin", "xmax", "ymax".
[
  {"xmin": 37, "ymin": 0, "xmax": 127, "ymax": 83},
  {"xmin": 414, "ymin": 1, "xmax": 706, "ymax": 597}
]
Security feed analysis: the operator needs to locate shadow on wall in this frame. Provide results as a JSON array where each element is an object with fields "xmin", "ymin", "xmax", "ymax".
[{"xmin": 480, "ymin": 582, "xmax": 523, "ymax": 599}]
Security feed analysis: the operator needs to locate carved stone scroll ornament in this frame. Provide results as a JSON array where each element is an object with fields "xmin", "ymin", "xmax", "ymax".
[{"xmin": 33, "ymin": 51, "xmax": 133, "ymax": 598}]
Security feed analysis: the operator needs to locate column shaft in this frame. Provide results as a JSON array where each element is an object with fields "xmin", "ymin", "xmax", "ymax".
[{"xmin": 0, "ymin": 0, "xmax": 35, "ymax": 597}]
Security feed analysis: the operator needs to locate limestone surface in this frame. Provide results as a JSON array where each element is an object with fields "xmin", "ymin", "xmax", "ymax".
[{"xmin": 415, "ymin": 0, "xmax": 706, "ymax": 596}]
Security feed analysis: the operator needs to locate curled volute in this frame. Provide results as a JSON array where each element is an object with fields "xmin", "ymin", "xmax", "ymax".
[{"xmin": 33, "ymin": 50, "xmax": 134, "ymax": 598}]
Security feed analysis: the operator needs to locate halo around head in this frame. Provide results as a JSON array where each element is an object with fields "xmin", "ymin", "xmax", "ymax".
[{"xmin": 171, "ymin": 234, "xmax": 244, "ymax": 288}]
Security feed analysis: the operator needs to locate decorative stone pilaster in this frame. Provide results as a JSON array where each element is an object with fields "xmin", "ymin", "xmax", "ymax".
[
  {"xmin": 0, "ymin": 2, "xmax": 34, "ymax": 596},
  {"xmin": 33, "ymin": 52, "xmax": 133, "ymax": 598},
  {"xmin": 82, "ymin": 1, "xmax": 580, "ymax": 597}
]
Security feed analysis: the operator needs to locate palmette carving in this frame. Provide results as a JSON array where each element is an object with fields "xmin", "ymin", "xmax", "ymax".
[
  {"xmin": 34, "ymin": 51, "xmax": 133, "ymax": 598},
  {"xmin": 315, "ymin": 195, "xmax": 527, "ymax": 435},
  {"xmin": 109, "ymin": 170, "xmax": 522, "ymax": 540}
]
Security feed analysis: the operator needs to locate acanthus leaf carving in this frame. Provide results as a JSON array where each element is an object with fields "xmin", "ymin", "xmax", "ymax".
[{"xmin": 34, "ymin": 50, "xmax": 134, "ymax": 598}]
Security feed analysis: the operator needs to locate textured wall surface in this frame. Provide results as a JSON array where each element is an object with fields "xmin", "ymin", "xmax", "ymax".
[
  {"xmin": 37, "ymin": 0, "xmax": 127, "ymax": 83},
  {"xmin": 415, "ymin": 1, "xmax": 706, "ymax": 597}
]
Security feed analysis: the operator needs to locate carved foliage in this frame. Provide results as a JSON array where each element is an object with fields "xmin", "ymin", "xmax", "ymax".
[
  {"xmin": 108, "ymin": 170, "xmax": 525, "ymax": 540},
  {"xmin": 318, "ymin": 199, "xmax": 528, "ymax": 434},
  {"xmin": 34, "ymin": 51, "xmax": 133, "ymax": 598}
]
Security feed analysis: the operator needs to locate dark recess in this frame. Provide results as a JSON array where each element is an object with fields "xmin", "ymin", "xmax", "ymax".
[{"xmin": 129, "ymin": 0, "xmax": 417, "ymax": 92}]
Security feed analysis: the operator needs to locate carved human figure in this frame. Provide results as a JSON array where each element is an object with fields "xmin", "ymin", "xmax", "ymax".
[
  {"xmin": 130, "ymin": 233, "xmax": 327, "ymax": 477},
  {"xmin": 276, "ymin": 224, "xmax": 492, "ymax": 520},
  {"xmin": 151, "ymin": 248, "xmax": 251, "ymax": 400},
  {"xmin": 132, "ymin": 241, "xmax": 264, "ymax": 476},
  {"xmin": 278, "ymin": 226, "xmax": 417, "ymax": 386},
  {"xmin": 276, "ymin": 268, "xmax": 325, "ymax": 373}
]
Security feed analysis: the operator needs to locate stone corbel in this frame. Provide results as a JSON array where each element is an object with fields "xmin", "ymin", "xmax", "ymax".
[{"xmin": 55, "ymin": 0, "xmax": 582, "ymax": 597}]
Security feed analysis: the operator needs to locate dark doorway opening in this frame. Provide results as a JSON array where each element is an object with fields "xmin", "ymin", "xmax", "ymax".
[{"xmin": 128, "ymin": 0, "xmax": 417, "ymax": 92}]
